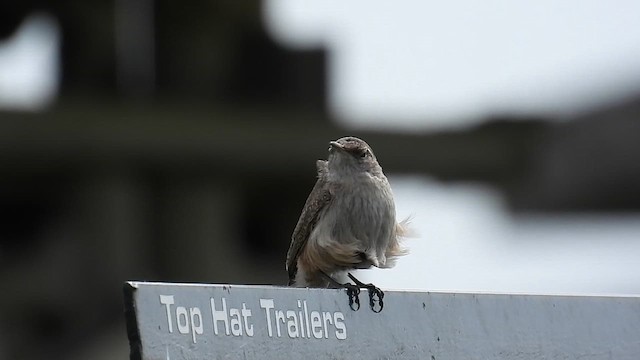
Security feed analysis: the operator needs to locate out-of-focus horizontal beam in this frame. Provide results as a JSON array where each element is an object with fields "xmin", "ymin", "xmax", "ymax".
[{"xmin": 0, "ymin": 102, "xmax": 545, "ymax": 181}]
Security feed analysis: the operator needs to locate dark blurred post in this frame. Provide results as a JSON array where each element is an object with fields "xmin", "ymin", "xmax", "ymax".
[{"xmin": 115, "ymin": 0, "xmax": 156, "ymax": 99}]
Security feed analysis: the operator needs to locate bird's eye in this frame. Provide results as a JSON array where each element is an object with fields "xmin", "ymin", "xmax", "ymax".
[{"xmin": 360, "ymin": 150, "xmax": 368, "ymax": 158}]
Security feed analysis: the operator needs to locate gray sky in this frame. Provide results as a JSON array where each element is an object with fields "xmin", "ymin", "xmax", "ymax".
[
  {"xmin": 0, "ymin": 13, "xmax": 59, "ymax": 111},
  {"xmin": 265, "ymin": 0, "xmax": 640, "ymax": 130}
]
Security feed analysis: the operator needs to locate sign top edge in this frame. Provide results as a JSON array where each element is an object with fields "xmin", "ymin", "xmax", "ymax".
[{"xmin": 123, "ymin": 281, "xmax": 640, "ymax": 299}]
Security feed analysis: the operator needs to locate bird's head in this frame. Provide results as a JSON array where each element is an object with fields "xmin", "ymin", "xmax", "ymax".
[{"xmin": 327, "ymin": 136, "xmax": 382, "ymax": 176}]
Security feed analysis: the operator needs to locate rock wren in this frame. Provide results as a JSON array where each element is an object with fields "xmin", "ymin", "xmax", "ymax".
[{"xmin": 286, "ymin": 136, "xmax": 408, "ymax": 310}]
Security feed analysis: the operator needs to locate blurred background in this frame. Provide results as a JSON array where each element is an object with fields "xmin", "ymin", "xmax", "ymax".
[{"xmin": 1, "ymin": 1, "xmax": 640, "ymax": 359}]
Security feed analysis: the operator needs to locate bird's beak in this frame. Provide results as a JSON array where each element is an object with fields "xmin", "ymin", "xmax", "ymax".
[{"xmin": 329, "ymin": 141, "xmax": 344, "ymax": 151}]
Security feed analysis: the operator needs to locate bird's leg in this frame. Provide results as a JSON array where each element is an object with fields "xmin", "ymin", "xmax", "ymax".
[
  {"xmin": 347, "ymin": 273, "xmax": 384, "ymax": 313},
  {"xmin": 320, "ymin": 271, "xmax": 360, "ymax": 311}
]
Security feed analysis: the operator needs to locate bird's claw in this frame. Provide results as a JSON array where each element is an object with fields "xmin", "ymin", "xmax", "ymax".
[
  {"xmin": 344, "ymin": 284, "xmax": 361, "ymax": 311},
  {"xmin": 320, "ymin": 271, "xmax": 362, "ymax": 311},
  {"xmin": 367, "ymin": 287, "xmax": 384, "ymax": 313},
  {"xmin": 347, "ymin": 273, "xmax": 385, "ymax": 313}
]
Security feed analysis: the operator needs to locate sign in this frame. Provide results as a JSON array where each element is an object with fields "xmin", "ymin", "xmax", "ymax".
[{"xmin": 124, "ymin": 281, "xmax": 640, "ymax": 359}]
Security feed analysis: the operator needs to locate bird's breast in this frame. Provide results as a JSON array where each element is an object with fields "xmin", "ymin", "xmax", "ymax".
[{"xmin": 325, "ymin": 175, "xmax": 396, "ymax": 247}]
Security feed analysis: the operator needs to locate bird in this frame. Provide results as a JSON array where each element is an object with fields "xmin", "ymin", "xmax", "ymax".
[{"xmin": 286, "ymin": 136, "xmax": 409, "ymax": 311}]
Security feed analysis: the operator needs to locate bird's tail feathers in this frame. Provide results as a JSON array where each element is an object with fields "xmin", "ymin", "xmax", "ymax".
[
  {"xmin": 397, "ymin": 215, "xmax": 418, "ymax": 238},
  {"xmin": 380, "ymin": 216, "xmax": 416, "ymax": 268}
]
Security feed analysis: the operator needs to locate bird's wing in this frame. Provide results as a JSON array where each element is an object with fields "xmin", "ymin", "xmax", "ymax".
[{"xmin": 286, "ymin": 160, "xmax": 332, "ymax": 284}]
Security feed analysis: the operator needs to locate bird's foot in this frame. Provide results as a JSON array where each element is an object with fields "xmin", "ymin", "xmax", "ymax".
[
  {"xmin": 344, "ymin": 283, "xmax": 361, "ymax": 311},
  {"xmin": 348, "ymin": 273, "xmax": 384, "ymax": 313},
  {"xmin": 320, "ymin": 271, "xmax": 361, "ymax": 311}
]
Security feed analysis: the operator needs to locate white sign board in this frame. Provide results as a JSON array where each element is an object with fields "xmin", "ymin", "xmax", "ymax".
[{"xmin": 124, "ymin": 281, "xmax": 640, "ymax": 359}]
